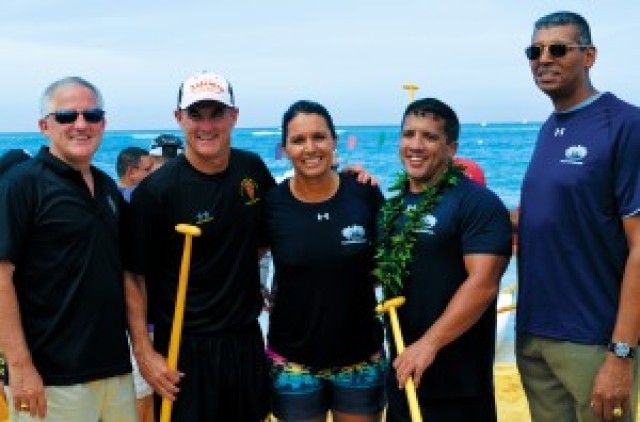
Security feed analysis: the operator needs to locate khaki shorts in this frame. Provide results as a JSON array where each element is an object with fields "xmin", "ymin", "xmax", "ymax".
[
  {"xmin": 5, "ymin": 373, "xmax": 136, "ymax": 421},
  {"xmin": 516, "ymin": 334, "xmax": 639, "ymax": 422}
]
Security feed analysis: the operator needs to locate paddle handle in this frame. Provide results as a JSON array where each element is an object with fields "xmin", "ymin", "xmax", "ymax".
[
  {"xmin": 160, "ymin": 224, "xmax": 201, "ymax": 422},
  {"xmin": 387, "ymin": 306, "xmax": 423, "ymax": 422}
]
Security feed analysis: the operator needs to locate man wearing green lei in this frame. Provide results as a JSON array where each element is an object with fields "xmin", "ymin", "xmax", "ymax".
[{"xmin": 376, "ymin": 98, "xmax": 512, "ymax": 422}]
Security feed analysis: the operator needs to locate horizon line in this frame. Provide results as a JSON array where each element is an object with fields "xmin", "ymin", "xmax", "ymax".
[{"xmin": 0, "ymin": 120, "xmax": 544, "ymax": 135}]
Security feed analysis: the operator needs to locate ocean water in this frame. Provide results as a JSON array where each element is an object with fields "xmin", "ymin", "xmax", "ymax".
[
  {"xmin": 0, "ymin": 122, "xmax": 538, "ymax": 210},
  {"xmin": 0, "ymin": 122, "xmax": 540, "ymax": 362}
]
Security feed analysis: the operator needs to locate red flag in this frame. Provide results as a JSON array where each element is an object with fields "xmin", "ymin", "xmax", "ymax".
[{"xmin": 347, "ymin": 135, "xmax": 357, "ymax": 150}]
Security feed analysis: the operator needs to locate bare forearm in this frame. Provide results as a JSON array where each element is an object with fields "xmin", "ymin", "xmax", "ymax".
[
  {"xmin": 421, "ymin": 278, "xmax": 498, "ymax": 350},
  {"xmin": 611, "ymin": 246, "xmax": 640, "ymax": 345},
  {"xmin": 124, "ymin": 271, "xmax": 153, "ymax": 353},
  {"xmin": 0, "ymin": 262, "xmax": 33, "ymax": 368},
  {"xmin": 614, "ymin": 218, "xmax": 640, "ymax": 345}
]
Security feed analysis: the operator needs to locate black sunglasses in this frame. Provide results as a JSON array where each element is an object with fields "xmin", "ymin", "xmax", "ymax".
[
  {"xmin": 47, "ymin": 108, "xmax": 105, "ymax": 124},
  {"xmin": 186, "ymin": 104, "xmax": 228, "ymax": 120},
  {"xmin": 524, "ymin": 43, "xmax": 591, "ymax": 60}
]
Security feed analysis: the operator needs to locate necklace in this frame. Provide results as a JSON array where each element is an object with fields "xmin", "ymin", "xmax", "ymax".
[{"xmin": 373, "ymin": 162, "xmax": 463, "ymax": 299}]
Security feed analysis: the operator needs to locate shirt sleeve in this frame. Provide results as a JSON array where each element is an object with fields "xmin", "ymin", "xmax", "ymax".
[
  {"xmin": 0, "ymin": 176, "xmax": 33, "ymax": 263},
  {"xmin": 460, "ymin": 186, "xmax": 513, "ymax": 257},
  {"xmin": 614, "ymin": 115, "xmax": 640, "ymax": 218}
]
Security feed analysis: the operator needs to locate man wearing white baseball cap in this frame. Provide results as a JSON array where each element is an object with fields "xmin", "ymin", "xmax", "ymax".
[
  {"xmin": 125, "ymin": 71, "xmax": 275, "ymax": 421},
  {"xmin": 177, "ymin": 71, "xmax": 235, "ymax": 109}
]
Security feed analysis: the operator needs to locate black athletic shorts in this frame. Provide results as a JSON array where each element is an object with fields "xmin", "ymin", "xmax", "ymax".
[{"xmin": 154, "ymin": 322, "xmax": 270, "ymax": 421}]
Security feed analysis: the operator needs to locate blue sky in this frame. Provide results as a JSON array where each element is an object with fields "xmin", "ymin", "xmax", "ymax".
[{"xmin": 1, "ymin": 1, "xmax": 638, "ymax": 131}]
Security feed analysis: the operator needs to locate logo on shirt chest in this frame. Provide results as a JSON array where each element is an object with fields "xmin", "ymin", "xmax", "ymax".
[
  {"xmin": 317, "ymin": 212, "xmax": 330, "ymax": 221},
  {"xmin": 405, "ymin": 204, "xmax": 437, "ymax": 235},
  {"xmin": 341, "ymin": 224, "xmax": 367, "ymax": 245},
  {"xmin": 239, "ymin": 178, "xmax": 260, "ymax": 205},
  {"xmin": 560, "ymin": 145, "xmax": 587, "ymax": 165},
  {"xmin": 195, "ymin": 210, "xmax": 214, "ymax": 225},
  {"xmin": 106, "ymin": 194, "xmax": 117, "ymax": 215},
  {"xmin": 416, "ymin": 213, "xmax": 437, "ymax": 235}
]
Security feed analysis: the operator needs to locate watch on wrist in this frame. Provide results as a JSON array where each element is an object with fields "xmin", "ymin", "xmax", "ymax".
[{"xmin": 607, "ymin": 341, "xmax": 636, "ymax": 359}]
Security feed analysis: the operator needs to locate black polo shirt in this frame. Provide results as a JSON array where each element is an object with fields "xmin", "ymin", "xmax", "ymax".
[{"xmin": 0, "ymin": 147, "xmax": 131, "ymax": 385}]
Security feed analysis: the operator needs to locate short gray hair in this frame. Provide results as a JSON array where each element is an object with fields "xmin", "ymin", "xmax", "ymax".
[
  {"xmin": 39, "ymin": 76, "xmax": 104, "ymax": 117},
  {"xmin": 533, "ymin": 11, "xmax": 592, "ymax": 46}
]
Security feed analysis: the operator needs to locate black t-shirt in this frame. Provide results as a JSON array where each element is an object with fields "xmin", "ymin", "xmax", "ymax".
[
  {"xmin": 265, "ymin": 174, "xmax": 384, "ymax": 368},
  {"xmin": 127, "ymin": 149, "xmax": 276, "ymax": 342},
  {"xmin": 0, "ymin": 147, "xmax": 131, "ymax": 385},
  {"xmin": 392, "ymin": 177, "xmax": 512, "ymax": 398}
]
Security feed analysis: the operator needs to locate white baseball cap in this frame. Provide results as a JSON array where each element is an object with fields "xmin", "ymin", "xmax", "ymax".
[{"xmin": 177, "ymin": 71, "xmax": 235, "ymax": 110}]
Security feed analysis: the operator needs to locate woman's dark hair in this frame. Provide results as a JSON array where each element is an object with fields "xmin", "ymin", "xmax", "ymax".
[{"xmin": 281, "ymin": 100, "xmax": 337, "ymax": 146}]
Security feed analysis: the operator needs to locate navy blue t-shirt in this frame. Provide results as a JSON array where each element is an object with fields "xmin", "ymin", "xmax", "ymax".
[
  {"xmin": 265, "ymin": 174, "xmax": 384, "ymax": 368},
  {"xmin": 517, "ymin": 93, "xmax": 640, "ymax": 344},
  {"xmin": 392, "ymin": 177, "xmax": 512, "ymax": 398}
]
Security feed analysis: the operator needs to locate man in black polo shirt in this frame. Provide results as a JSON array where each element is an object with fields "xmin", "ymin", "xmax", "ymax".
[{"xmin": 0, "ymin": 76, "xmax": 135, "ymax": 420}]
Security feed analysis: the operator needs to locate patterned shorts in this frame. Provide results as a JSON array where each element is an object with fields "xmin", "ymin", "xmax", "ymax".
[{"xmin": 266, "ymin": 347, "xmax": 387, "ymax": 420}]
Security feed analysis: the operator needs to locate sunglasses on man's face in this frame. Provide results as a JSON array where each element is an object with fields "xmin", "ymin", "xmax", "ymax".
[
  {"xmin": 186, "ymin": 105, "xmax": 228, "ymax": 121},
  {"xmin": 47, "ymin": 108, "xmax": 105, "ymax": 124},
  {"xmin": 524, "ymin": 43, "xmax": 591, "ymax": 61}
]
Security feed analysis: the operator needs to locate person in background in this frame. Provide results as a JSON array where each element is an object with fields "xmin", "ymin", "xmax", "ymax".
[
  {"xmin": 516, "ymin": 11, "xmax": 640, "ymax": 422},
  {"xmin": 0, "ymin": 149, "xmax": 31, "ymax": 176},
  {"xmin": 148, "ymin": 133, "xmax": 183, "ymax": 171},
  {"xmin": 0, "ymin": 148, "xmax": 32, "ymax": 416},
  {"xmin": 116, "ymin": 146, "xmax": 153, "ymax": 202},
  {"xmin": 378, "ymin": 98, "xmax": 512, "ymax": 421},
  {"xmin": 114, "ymin": 145, "xmax": 156, "ymax": 422},
  {"xmin": 264, "ymin": 100, "xmax": 386, "ymax": 421},
  {"xmin": 125, "ymin": 71, "xmax": 275, "ymax": 421},
  {"xmin": 0, "ymin": 76, "xmax": 135, "ymax": 420}
]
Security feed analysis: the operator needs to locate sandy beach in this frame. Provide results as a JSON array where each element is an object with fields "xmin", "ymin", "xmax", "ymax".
[
  {"xmin": 0, "ymin": 366, "xmax": 532, "ymax": 422},
  {"xmin": 1, "ymin": 371, "xmax": 532, "ymax": 422},
  {"xmin": 495, "ymin": 362, "xmax": 531, "ymax": 422},
  {"xmin": 1, "ymin": 365, "xmax": 635, "ymax": 421}
]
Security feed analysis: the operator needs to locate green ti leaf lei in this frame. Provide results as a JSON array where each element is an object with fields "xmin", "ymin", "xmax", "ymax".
[{"xmin": 373, "ymin": 161, "xmax": 464, "ymax": 299}]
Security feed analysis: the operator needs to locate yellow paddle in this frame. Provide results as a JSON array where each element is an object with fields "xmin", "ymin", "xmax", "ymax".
[
  {"xmin": 160, "ymin": 224, "xmax": 201, "ymax": 422},
  {"xmin": 376, "ymin": 296, "xmax": 423, "ymax": 422}
]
